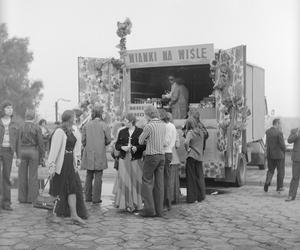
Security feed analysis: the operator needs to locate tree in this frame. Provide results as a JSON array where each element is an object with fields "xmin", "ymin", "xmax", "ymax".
[{"xmin": 0, "ymin": 23, "xmax": 43, "ymax": 118}]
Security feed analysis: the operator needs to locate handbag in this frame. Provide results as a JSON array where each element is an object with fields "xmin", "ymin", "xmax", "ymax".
[
  {"xmin": 33, "ymin": 177, "xmax": 59, "ymax": 211},
  {"xmin": 38, "ymin": 165, "xmax": 49, "ymax": 180}
]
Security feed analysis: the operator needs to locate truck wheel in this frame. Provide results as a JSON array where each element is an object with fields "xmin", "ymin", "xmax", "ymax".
[{"xmin": 236, "ymin": 154, "xmax": 247, "ymax": 187}]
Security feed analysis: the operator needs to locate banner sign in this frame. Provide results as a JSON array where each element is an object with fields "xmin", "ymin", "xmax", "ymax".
[{"xmin": 124, "ymin": 43, "xmax": 214, "ymax": 68}]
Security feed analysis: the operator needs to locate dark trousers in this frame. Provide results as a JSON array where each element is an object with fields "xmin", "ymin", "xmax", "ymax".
[
  {"xmin": 288, "ymin": 161, "xmax": 300, "ymax": 199},
  {"xmin": 141, "ymin": 154, "xmax": 165, "ymax": 216},
  {"xmin": 0, "ymin": 147, "xmax": 13, "ymax": 207},
  {"xmin": 265, "ymin": 158, "xmax": 285, "ymax": 190},
  {"xmin": 18, "ymin": 147, "xmax": 39, "ymax": 203},
  {"xmin": 186, "ymin": 157, "xmax": 206, "ymax": 203},
  {"xmin": 164, "ymin": 153, "xmax": 172, "ymax": 210},
  {"xmin": 85, "ymin": 170, "xmax": 103, "ymax": 203}
]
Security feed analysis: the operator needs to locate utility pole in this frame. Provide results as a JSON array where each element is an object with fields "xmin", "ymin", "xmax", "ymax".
[
  {"xmin": 55, "ymin": 98, "xmax": 71, "ymax": 123},
  {"xmin": 55, "ymin": 101, "xmax": 58, "ymax": 123}
]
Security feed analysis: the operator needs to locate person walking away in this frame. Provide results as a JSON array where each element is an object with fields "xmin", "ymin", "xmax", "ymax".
[
  {"xmin": 114, "ymin": 113, "xmax": 146, "ymax": 212},
  {"xmin": 184, "ymin": 118, "xmax": 206, "ymax": 203},
  {"xmin": 159, "ymin": 109, "xmax": 177, "ymax": 211},
  {"xmin": 264, "ymin": 118, "xmax": 286, "ymax": 192},
  {"xmin": 0, "ymin": 100, "xmax": 21, "ymax": 211},
  {"xmin": 138, "ymin": 105, "xmax": 166, "ymax": 217},
  {"xmin": 286, "ymin": 127, "xmax": 300, "ymax": 201},
  {"xmin": 81, "ymin": 106, "xmax": 111, "ymax": 204},
  {"xmin": 18, "ymin": 109, "xmax": 44, "ymax": 203},
  {"xmin": 48, "ymin": 110, "xmax": 88, "ymax": 225}
]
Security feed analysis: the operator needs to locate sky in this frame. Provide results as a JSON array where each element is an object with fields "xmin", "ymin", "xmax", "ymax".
[{"xmin": 1, "ymin": 0, "xmax": 300, "ymax": 121}]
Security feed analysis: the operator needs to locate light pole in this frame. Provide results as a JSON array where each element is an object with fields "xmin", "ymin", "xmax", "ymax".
[{"xmin": 55, "ymin": 98, "xmax": 71, "ymax": 122}]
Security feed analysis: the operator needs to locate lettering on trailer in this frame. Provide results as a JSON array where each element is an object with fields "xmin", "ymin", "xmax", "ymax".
[{"xmin": 125, "ymin": 44, "xmax": 214, "ymax": 68}]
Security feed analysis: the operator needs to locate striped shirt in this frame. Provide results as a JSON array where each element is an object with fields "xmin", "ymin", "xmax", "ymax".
[{"xmin": 139, "ymin": 118, "xmax": 166, "ymax": 155}]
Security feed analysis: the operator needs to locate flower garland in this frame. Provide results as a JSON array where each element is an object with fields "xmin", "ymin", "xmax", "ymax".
[{"xmin": 210, "ymin": 47, "xmax": 251, "ymax": 168}]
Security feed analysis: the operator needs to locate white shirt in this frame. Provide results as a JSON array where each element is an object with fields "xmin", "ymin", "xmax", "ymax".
[
  {"xmin": 164, "ymin": 122, "xmax": 177, "ymax": 153},
  {"xmin": 72, "ymin": 125, "xmax": 82, "ymax": 160},
  {"xmin": 1, "ymin": 118, "xmax": 11, "ymax": 147}
]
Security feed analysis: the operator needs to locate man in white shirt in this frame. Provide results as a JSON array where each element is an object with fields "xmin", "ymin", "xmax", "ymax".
[{"xmin": 159, "ymin": 110, "xmax": 177, "ymax": 211}]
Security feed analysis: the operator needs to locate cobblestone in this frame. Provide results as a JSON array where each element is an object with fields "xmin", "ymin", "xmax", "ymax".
[{"xmin": 1, "ymin": 163, "xmax": 300, "ymax": 250}]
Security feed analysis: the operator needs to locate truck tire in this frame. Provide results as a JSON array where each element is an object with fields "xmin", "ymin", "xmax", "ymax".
[{"xmin": 236, "ymin": 154, "xmax": 247, "ymax": 187}]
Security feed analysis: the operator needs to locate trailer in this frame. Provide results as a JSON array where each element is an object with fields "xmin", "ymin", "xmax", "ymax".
[{"xmin": 78, "ymin": 43, "xmax": 266, "ymax": 186}]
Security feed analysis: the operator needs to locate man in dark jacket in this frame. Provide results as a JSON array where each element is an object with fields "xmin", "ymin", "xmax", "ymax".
[
  {"xmin": 81, "ymin": 106, "xmax": 111, "ymax": 204},
  {"xmin": 286, "ymin": 127, "xmax": 300, "ymax": 201},
  {"xmin": 264, "ymin": 118, "xmax": 286, "ymax": 192},
  {"xmin": 0, "ymin": 101, "xmax": 21, "ymax": 211}
]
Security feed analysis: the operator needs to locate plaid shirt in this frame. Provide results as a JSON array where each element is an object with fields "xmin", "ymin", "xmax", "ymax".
[{"xmin": 139, "ymin": 118, "xmax": 166, "ymax": 155}]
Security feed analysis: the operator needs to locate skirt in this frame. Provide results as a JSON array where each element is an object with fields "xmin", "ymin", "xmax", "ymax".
[
  {"xmin": 49, "ymin": 153, "xmax": 88, "ymax": 219},
  {"xmin": 114, "ymin": 153, "xmax": 143, "ymax": 211}
]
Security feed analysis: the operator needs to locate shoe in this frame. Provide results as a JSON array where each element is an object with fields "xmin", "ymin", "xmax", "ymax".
[
  {"xmin": 285, "ymin": 196, "xmax": 295, "ymax": 202},
  {"xmin": 2, "ymin": 205, "xmax": 13, "ymax": 211},
  {"xmin": 264, "ymin": 183, "xmax": 269, "ymax": 192},
  {"xmin": 138, "ymin": 211, "xmax": 156, "ymax": 217},
  {"xmin": 92, "ymin": 200, "xmax": 102, "ymax": 204},
  {"xmin": 71, "ymin": 219, "xmax": 87, "ymax": 227},
  {"xmin": 71, "ymin": 217, "xmax": 87, "ymax": 227},
  {"xmin": 277, "ymin": 188, "xmax": 285, "ymax": 192}
]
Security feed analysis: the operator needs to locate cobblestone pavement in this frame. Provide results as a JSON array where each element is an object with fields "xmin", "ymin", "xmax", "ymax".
[{"xmin": 0, "ymin": 181, "xmax": 299, "ymax": 250}]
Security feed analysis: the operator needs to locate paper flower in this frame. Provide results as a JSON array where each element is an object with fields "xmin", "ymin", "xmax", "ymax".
[{"xmin": 116, "ymin": 18, "xmax": 132, "ymax": 38}]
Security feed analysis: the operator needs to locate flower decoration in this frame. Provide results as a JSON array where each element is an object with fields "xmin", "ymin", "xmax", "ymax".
[
  {"xmin": 211, "ymin": 47, "xmax": 251, "ymax": 169},
  {"xmin": 116, "ymin": 17, "xmax": 132, "ymax": 52},
  {"xmin": 116, "ymin": 18, "xmax": 132, "ymax": 38}
]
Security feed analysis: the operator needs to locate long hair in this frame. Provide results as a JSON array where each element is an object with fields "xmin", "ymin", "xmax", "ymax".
[
  {"xmin": 91, "ymin": 106, "xmax": 104, "ymax": 120},
  {"xmin": 60, "ymin": 110, "xmax": 74, "ymax": 135},
  {"xmin": 185, "ymin": 117, "xmax": 197, "ymax": 131}
]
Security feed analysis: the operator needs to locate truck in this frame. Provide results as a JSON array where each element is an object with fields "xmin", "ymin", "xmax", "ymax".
[{"xmin": 78, "ymin": 43, "xmax": 266, "ymax": 186}]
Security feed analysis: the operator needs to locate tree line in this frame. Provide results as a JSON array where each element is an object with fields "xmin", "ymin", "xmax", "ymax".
[{"xmin": 0, "ymin": 23, "xmax": 43, "ymax": 118}]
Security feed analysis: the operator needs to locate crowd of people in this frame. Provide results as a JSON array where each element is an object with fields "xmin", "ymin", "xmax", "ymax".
[
  {"xmin": 0, "ymin": 99, "xmax": 299, "ymax": 226},
  {"xmin": 0, "ymin": 100, "xmax": 209, "ymax": 225}
]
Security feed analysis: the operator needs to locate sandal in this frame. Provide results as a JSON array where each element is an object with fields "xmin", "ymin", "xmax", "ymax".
[{"xmin": 71, "ymin": 218, "xmax": 87, "ymax": 227}]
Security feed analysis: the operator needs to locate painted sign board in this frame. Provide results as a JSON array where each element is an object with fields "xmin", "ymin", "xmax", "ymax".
[{"xmin": 124, "ymin": 43, "xmax": 214, "ymax": 68}]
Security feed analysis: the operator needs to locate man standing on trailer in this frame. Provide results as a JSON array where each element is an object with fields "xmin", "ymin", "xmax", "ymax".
[
  {"xmin": 162, "ymin": 76, "xmax": 189, "ymax": 119},
  {"xmin": 138, "ymin": 105, "xmax": 166, "ymax": 217},
  {"xmin": 264, "ymin": 118, "xmax": 286, "ymax": 192},
  {"xmin": 285, "ymin": 127, "xmax": 300, "ymax": 201}
]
